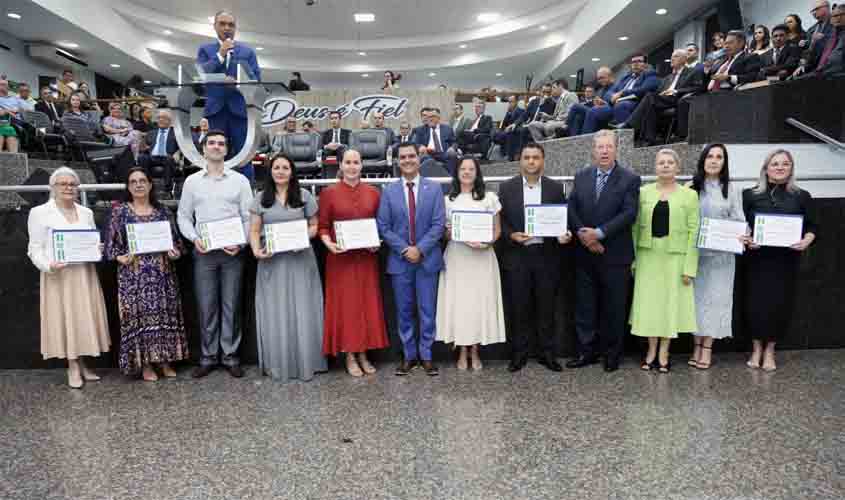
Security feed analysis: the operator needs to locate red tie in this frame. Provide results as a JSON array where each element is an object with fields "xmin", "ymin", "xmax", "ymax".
[
  {"xmin": 708, "ymin": 58, "xmax": 732, "ymax": 92},
  {"xmin": 407, "ymin": 182, "xmax": 416, "ymax": 245}
]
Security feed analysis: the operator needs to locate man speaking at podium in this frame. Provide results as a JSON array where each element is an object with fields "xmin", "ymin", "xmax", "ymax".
[{"xmin": 196, "ymin": 10, "xmax": 261, "ymax": 178}]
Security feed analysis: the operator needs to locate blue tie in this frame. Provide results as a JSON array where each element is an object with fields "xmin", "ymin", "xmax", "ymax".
[
  {"xmin": 432, "ymin": 127, "xmax": 443, "ymax": 152},
  {"xmin": 596, "ymin": 171, "xmax": 609, "ymax": 201},
  {"xmin": 154, "ymin": 129, "xmax": 166, "ymax": 157}
]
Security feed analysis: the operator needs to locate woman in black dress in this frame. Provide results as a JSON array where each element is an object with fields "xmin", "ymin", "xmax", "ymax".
[{"xmin": 740, "ymin": 149, "xmax": 817, "ymax": 371}]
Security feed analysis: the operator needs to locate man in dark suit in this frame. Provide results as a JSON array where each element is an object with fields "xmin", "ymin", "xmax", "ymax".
[
  {"xmin": 138, "ymin": 110, "xmax": 180, "ymax": 189},
  {"xmin": 413, "ymin": 107, "xmax": 458, "ymax": 175},
  {"xmin": 567, "ymin": 68, "xmax": 615, "ymax": 136},
  {"xmin": 288, "ymin": 72, "xmax": 310, "ymax": 91},
  {"xmin": 614, "ymin": 49, "xmax": 703, "ymax": 145},
  {"xmin": 567, "ymin": 130, "xmax": 640, "ymax": 372},
  {"xmin": 371, "ymin": 111, "xmax": 396, "ymax": 146},
  {"xmin": 35, "ymin": 86, "xmax": 64, "ymax": 125},
  {"xmin": 582, "ymin": 54, "xmax": 659, "ymax": 134},
  {"xmin": 195, "ymin": 10, "xmax": 261, "ymax": 179},
  {"xmin": 456, "ymin": 99, "xmax": 493, "ymax": 157},
  {"xmin": 320, "ymin": 110, "xmax": 350, "ymax": 161},
  {"xmin": 504, "ymin": 84, "xmax": 556, "ymax": 160},
  {"xmin": 759, "ymin": 24, "xmax": 802, "ymax": 80},
  {"xmin": 497, "ymin": 142, "xmax": 572, "ymax": 372},
  {"xmin": 493, "ymin": 95, "xmax": 524, "ymax": 157},
  {"xmin": 192, "ymin": 117, "xmax": 210, "ymax": 149}
]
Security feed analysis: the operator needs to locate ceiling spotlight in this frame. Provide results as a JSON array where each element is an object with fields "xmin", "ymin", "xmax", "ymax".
[
  {"xmin": 163, "ymin": 29, "xmax": 173, "ymax": 35},
  {"xmin": 7, "ymin": 13, "xmax": 22, "ymax": 20},
  {"xmin": 361, "ymin": 74, "xmax": 369, "ymax": 78},
  {"xmin": 354, "ymin": 12, "xmax": 375, "ymax": 23},
  {"xmin": 656, "ymin": 8, "xmax": 668, "ymax": 15},
  {"xmin": 618, "ymin": 36, "xmax": 629, "ymax": 41},
  {"xmin": 591, "ymin": 57, "xmax": 601, "ymax": 62},
  {"xmin": 495, "ymin": 72, "xmax": 503, "ymax": 76},
  {"xmin": 110, "ymin": 63, "xmax": 121, "ymax": 68},
  {"xmin": 57, "ymin": 41, "xmax": 79, "ymax": 49},
  {"xmin": 477, "ymin": 13, "xmax": 500, "ymax": 23},
  {"xmin": 664, "ymin": 59, "xmax": 671, "ymax": 62},
  {"xmin": 428, "ymin": 72, "xmax": 437, "ymax": 77},
  {"xmin": 358, "ymin": 51, "xmax": 367, "ymax": 56},
  {"xmin": 256, "ymin": 47, "xmax": 264, "ymax": 51},
  {"xmin": 540, "ymin": 25, "xmax": 548, "ymax": 30},
  {"xmin": 143, "ymin": 80, "xmax": 152, "ymax": 84},
  {"xmin": 569, "ymin": 74, "xmax": 577, "ymax": 78},
  {"xmin": 459, "ymin": 44, "xmax": 468, "ymax": 49}
]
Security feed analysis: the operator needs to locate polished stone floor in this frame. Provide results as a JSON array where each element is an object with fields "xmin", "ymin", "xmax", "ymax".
[{"xmin": 1, "ymin": 350, "xmax": 843, "ymax": 500}]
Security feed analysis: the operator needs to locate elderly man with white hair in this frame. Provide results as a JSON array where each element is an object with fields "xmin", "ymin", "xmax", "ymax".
[
  {"xmin": 27, "ymin": 166, "xmax": 111, "ymax": 388},
  {"xmin": 139, "ymin": 109, "xmax": 180, "ymax": 190},
  {"xmin": 612, "ymin": 48, "xmax": 704, "ymax": 146}
]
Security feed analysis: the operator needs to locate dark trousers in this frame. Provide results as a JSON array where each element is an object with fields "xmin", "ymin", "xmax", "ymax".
[
  {"xmin": 138, "ymin": 154, "xmax": 176, "ymax": 189},
  {"xmin": 628, "ymin": 93, "xmax": 679, "ymax": 143},
  {"xmin": 574, "ymin": 254, "xmax": 630, "ymax": 365},
  {"xmin": 675, "ymin": 94, "xmax": 696, "ymax": 139},
  {"xmin": 457, "ymin": 131, "xmax": 491, "ymax": 157},
  {"xmin": 193, "ymin": 250, "xmax": 244, "ymax": 367},
  {"xmin": 566, "ymin": 103, "xmax": 591, "ymax": 136},
  {"xmin": 505, "ymin": 246, "xmax": 561, "ymax": 360}
]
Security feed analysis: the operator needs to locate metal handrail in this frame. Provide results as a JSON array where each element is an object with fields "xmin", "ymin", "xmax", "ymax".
[{"xmin": 785, "ymin": 118, "xmax": 845, "ymax": 151}]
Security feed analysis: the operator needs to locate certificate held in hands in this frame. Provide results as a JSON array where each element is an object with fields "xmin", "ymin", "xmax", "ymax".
[
  {"xmin": 451, "ymin": 211, "xmax": 494, "ymax": 243},
  {"xmin": 753, "ymin": 213, "xmax": 804, "ymax": 247},
  {"xmin": 198, "ymin": 217, "xmax": 247, "ymax": 251},
  {"xmin": 697, "ymin": 217, "xmax": 747, "ymax": 254},
  {"xmin": 52, "ymin": 229, "xmax": 101, "ymax": 263},
  {"xmin": 264, "ymin": 219, "xmax": 310, "ymax": 254},
  {"xmin": 525, "ymin": 204, "xmax": 568, "ymax": 237},
  {"xmin": 334, "ymin": 218, "xmax": 380, "ymax": 251},
  {"xmin": 127, "ymin": 221, "xmax": 174, "ymax": 254}
]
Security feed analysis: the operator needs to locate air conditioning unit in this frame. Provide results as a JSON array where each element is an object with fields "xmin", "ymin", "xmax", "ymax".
[{"xmin": 27, "ymin": 44, "xmax": 89, "ymax": 68}]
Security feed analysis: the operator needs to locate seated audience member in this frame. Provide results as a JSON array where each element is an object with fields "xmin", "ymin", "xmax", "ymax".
[
  {"xmin": 382, "ymin": 71, "xmax": 402, "ymax": 92},
  {"xmin": 580, "ymin": 85, "xmax": 595, "ymax": 104},
  {"xmin": 686, "ymin": 43, "xmax": 703, "ymax": 69},
  {"xmin": 35, "ymin": 86, "xmax": 64, "ymax": 124},
  {"xmin": 759, "ymin": 24, "xmax": 802, "ymax": 80},
  {"xmin": 193, "ymin": 117, "xmax": 210, "ymax": 148},
  {"xmin": 0, "ymin": 79, "xmax": 21, "ymax": 152},
  {"xmin": 784, "ymin": 15, "xmax": 806, "ymax": 48},
  {"xmin": 749, "ymin": 25, "xmax": 772, "ymax": 56},
  {"xmin": 822, "ymin": 6, "xmax": 845, "ymax": 77},
  {"xmin": 582, "ymin": 54, "xmax": 658, "ymax": 135},
  {"xmin": 493, "ymin": 96, "xmax": 525, "ymax": 156},
  {"xmin": 359, "ymin": 119, "xmax": 371, "ymax": 130},
  {"xmin": 270, "ymin": 116, "xmax": 298, "ymax": 153},
  {"xmin": 795, "ymin": 4, "xmax": 844, "ymax": 78},
  {"xmin": 102, "ymin": 102, "xmax": 144, "ymax": 160},
  {"xmin": 16, "ymin": 83, "xmax": 36, "ymax": 112},
  {"xmin": 128, "ymin": 103, "xmax": 144, "ymax": 129},
  {"xmin": 457, "ymin": 99, "xmax": 493, "ymax": 156},
  {"xmin": 57, "ymin": 69, "xmax": 78, "ymax": 102},
  {"xmin": 61, "ymin": 93, "xmax": 99, "ymax": 137},
  {"xmin": 371, "ymin": 111, "xmax": 396, "ymax": 145},
  {"xmin": 414, "ymin": 107, "xmax": 458, "ymax": 174},
  {"xmin": 567, "ymin": 67, "xmax": 615, "ymax": 136},
  {"xmin": 302, "ymin": 120, "xmax": 315, "ymax": 134},
  {"xmin": 393, "ymin": 121, "xmax": 413, "ymax": 157},
  {"xmin": 707, "ymin": 32, "xmax": 728, "ymax": 62},
  {"xmin": 138, "ymin": 110, "xmax": 179, "ymax": 189},
  {"xmin": 803, "ymin": 1, "xmax": 834, "ymax": 61},
  {"xmin": 134, "ymin": 106, "xmax": 155, "ymax": 134},
  {"xmin": 412, "ymin": 107, "xmax": 432, "ymax": 143},
  {"xmin": 527, "ymin": 79, "xmax": 579, "ymax": 141},
  {"xmin": 288, "ymin": 71, "xmax": 311, "ymax": 91},
  {"xmin": 77, "ymin": 82, "xmax": 100, "ymax": 112},
  {"xmin": 503, "ymin": 83, "xmax": 555, "ymax": 160},
  {"xmin": 450, "ymin": 103, "xmax": 471, "ymax": 135},
  {"xmin": 320, "ymin": 110, "xmax": 350, "ymax": 161},
  {"xmin": 615, "ymin": 49, "xmax": 703, "ymax": 146}
]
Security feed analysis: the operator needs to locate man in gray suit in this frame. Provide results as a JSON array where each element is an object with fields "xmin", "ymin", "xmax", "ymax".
[
  {"xmin": 527, "ymin": 79, "xmax": 579, "ymax": 141},
  {"xmin": 449, "ymin": 103, "xmax": 472, "ymax": 135}
]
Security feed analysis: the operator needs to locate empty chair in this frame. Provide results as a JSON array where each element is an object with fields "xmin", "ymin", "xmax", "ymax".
[
  {"xmin": 61, "ymin": 115, "xmax": 117, "ymax": 162},
  {"xmin": 281, "ymin": 132, "xmax": 323, "ymax": 178},
  {"xmin": 349, "ymin": 129, "xmax": 391, "ymax": 177},
  {"xmin": 19, "ymin": 111, "xmax": 67, "ymax": 158}
]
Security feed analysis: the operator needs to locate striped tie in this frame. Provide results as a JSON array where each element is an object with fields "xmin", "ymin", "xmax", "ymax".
[{"xmin": 596, "ymin": 171, "xmax": 609, "ymax": 201}]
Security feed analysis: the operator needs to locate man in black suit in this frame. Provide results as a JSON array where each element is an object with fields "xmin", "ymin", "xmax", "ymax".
[
  {"xmin": 320, "ymin": 110, "xmax": 350, "ymax": 161},
  {"xmin": 497, "ymin": 142, "xmax": 572, "ymax": 372},
  {"xmin": 138, "ymin": 110, "xmax": 180, "ymax": 189},
  {"xmin": 371, "ymin": 111, "xmax": 396, "ymax": 145},
  {"xmin": 493, "ymin": 96, "xmax": 525, "ymax": 156},
  {"xmin": 614, "ymin": 49, "xmax": 703, "ymax": 145},
  {"xmin": 566, "ymin": 130, "xmax": 640, "ymax": 372},
  {"xmin": 35, "ymin": 86, "xmax": 63, "ymax": 125},
  {"xmin": 759, "ymin": 24, "xmax": 802, "ymax": 80},
  {"xmin": 506, "ymin": 84, "xmax": 556, "ymax": 160},
  {"xmin": 456, "ymin": 99, "xmax": 493, "ymax": 157}
]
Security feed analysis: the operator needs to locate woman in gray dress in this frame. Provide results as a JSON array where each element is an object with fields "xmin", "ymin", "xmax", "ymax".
[
  {"xmin": 249, "ymin": 154, "xmax": 327, "ymax": 382},
  {"xmin": 688, "ymin": 144, "xmax": 745, "ymax": 369}
]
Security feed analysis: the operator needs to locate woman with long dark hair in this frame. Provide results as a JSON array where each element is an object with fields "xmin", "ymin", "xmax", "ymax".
[
  {"xmin": 688, "ymin": 144, "xmax": 745, "ymax": 369},
  {"xmin": 105, "ymin": 167, "xmax": 188, "ymax": 381},
  {"xmin": 435, "ymin": 157, "xmax": 506, "ymax": 370},
  {"xmin": 749, "ymin": 25, "xmax": 771, "ymax": 55},
  {"xmin": 382, "ymin": 70, "xmax": 402, "ymax": 92},
  {"xmin": 784, "ymin": 14, "xmax": 806, "ymax": 47},
  {"xmin": 249, "ymin": 154, "xmax": 326, "ymax": 382}
]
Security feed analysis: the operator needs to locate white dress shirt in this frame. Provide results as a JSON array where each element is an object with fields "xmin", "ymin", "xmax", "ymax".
[
  {"xmin": 402, "ymin": 174, "xmax": 421, "ymax": 216},
  {"xmin": 427, "ymin": 126, "xmax": 441, "ymax": 151},
  {"xmin": 522, "ymin": 176, "xmax": 543, "ymax": 245},
  {"xmin": 667, "ymin": 69, "xmax": 684, "ymax": 92}
]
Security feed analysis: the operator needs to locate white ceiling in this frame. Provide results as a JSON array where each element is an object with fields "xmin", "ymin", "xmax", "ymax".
[{"xmin": 0, "ymin": 0, "xmax": 718, "ymax": 90}]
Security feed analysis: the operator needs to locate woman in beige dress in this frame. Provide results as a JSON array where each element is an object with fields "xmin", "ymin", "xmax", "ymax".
[
  {"xmin": 27, "ymin": 167, "xmax": 111, "ymax": 388},
  {"xmin": 436, "ymin": 157, "xmax": 506, "ymax": 370}
]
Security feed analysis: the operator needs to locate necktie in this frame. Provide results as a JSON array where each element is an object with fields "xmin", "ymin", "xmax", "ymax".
[
  {"xmin": 333, "ymin": 129, "xmax": 339, "ymax": 143},
  {"xmin": 773, "ymin": 48, "xmax": 779, "ymax": 65},
  {"xmin": 596, "ymin": 171, "xmax": 609, "ymax": 201},
  {"xmin": 708, "ymin": 58, "xmax": 733, "ymax": 91},
  {"xmin": 407, "ymin": 182, "xmax": 416, "ymax": 245},
  {"xmin": 154, "ymin": 129, "xmax": 166, "ymax": 156},
  {"xmin": 49, "ymin": 102, "xmax": 56, "ymax": 120},
  {"xmin": 815, "ymin": 31, "xmax": 839, "ymax": 72},
  {"xmin": 432, "ymin": 127, "xmax": 442, "ymax": 152},
  {"xmin": 624, "ymin": 76, "xmax": 637, "ymax": 91}
]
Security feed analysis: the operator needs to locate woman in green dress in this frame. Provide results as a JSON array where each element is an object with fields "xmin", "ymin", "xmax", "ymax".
[{"xmin": 630, "ymin": 149, "xmax": 700, "ymax": 373}]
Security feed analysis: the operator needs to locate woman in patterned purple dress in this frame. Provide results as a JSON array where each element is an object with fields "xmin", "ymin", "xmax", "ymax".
[{"xmin": 105, "ymin": 167, "xmax": 189, "ymax": 381}]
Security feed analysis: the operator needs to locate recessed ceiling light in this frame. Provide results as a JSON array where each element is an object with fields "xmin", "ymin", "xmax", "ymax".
[
  {"xmin": 358, "ymin": 51, "xmax": 367, "ymax": 56},
  {"xmin": 143, "ymin": 80, "xmax": 152, "ymax": 84},
  {"xmin": 459, "ymin": 44, "xmax": 468, "ymax": 49},
  {"xmin": 570, "ymin": 74, "xmax": 577, "ymax": 78},
  {"xmin": 110, "ymin": 63, "xmax": 121, "ymax": 68},
  {"xmin": 354, "ymin": 12, "xmax": 375, "ymax": 23},
  {"xmin": 361, "ymin": 74, "xmax": 369, "ymax": 78},
  {"xmin": 477, "ymin": 13, "xmax": 500, "ymax": 23},
  {"xmin": 256, "ymin": 47, "xmax": 264, "ymax": 51},
  {"xmin": 57, "ymin": 41, "xmax": 79, "ymax": 49},
  {"xmin": 664, "ymin": 59, "xmax": 671, "ymax": 62},
  {"xmin": 540, "ymin": 25, "xmax": 548, "ymax": 30},
  {"xmin": 7, "ymin": 13, "xmax": 22, "ymax": 20},
  {"xmin": 591, "ymin": 57, "xmax": 601, "ymax": 62},
  {"xmin": 163, "ymin": 29, "xmax": 173, "ymax": 35},
  {"xmin": 618, "ymin": 36, "xmax": 629, "ymax": 41},
  {"xmin": 656, "ymin": 8, "xmax": 668, "ymax": 15},
  {"xmin": 495, "ymin": 72, "xmax": 503, "ymax": 77},
  {"xmin": 428, "ymin": 72, "xmax": 437, "ymax": 77}
]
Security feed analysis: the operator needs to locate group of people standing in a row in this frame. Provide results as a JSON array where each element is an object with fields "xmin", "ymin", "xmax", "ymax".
[{"xmin": 26, "ymin": 129, "xmax": 816, "ymax": 387}]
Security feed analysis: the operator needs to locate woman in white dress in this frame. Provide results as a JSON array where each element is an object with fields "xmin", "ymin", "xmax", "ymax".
[
  {"xmin": 688, "ymin": 144, "xmax": 745, "ymax": 369},
  {"xmin": 436, "ymin": 157, "xmax": 506, "ymax": 370}
]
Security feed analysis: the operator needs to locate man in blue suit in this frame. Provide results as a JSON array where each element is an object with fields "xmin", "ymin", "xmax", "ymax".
[
  {"xmin": 196, "ymin": 10, "xmax": 261, "ymax": 179},
  {"xmin": 493, "ymin": 95, "xmax": 525, "ymax": 155},
  {"xmin": 377, "ymin": 143, "xmax": 446, "ymax": 376},
  {"xmin": 582, "ymin": 54, "xmax": 658, "ymax": 134},
  {"xmin": 413, "ymin": 107, "xmax": 459, "ymax": 175},
  {"xmin": 504, "ymin": 84, "xmax": 556, "ymax": 160}
]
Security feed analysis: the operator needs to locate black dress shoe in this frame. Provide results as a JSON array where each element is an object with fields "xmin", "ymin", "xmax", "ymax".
[
  {"xmin": 565, "ymin": 356, "xmax": 598, "ymax": 369},
  {"xmin": 421, "ymin": 361, "xmax": 439, "ymax": 376},
  {"xmin": 192, "ymin": 365, "xmax": 214, "ymax": 378},
  {"xmin": 538, "ymin": 355, "xmax": 563, "ymax": 372},
  {"xmin": 508, "ymin": 357, "xmax": 527, "ymax": 372},
  {"xmin": 226, "ymin": 365, "xmax": 244, "ymax": 378},
  {"xmin": 604, "ymin": 361, "xmax": 620, "ymax": 372},
  {"xmin": 610, "ymin": 121, "xmax": 629, "ymax": 129},
  {"xmin": 395, "ymin": 359, "xmax": 417, "ymax": 376}
]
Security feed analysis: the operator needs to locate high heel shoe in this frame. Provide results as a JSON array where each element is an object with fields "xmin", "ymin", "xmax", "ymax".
[
  {"xmin": 67, "ymin": 366, "xmax": 83, "ymax": 389},
  {"xmin": 346, "ymin": 355, "xmax": 364, "ymax": 377},
  {"xmin": 695, "ymin": 346, "xmax": 712, "ymax": 370},
  {"xmin": 688, "ymin": 340, "xmax": 702, "ymax": 367}
]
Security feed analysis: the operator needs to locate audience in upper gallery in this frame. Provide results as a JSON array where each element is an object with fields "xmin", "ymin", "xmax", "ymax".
[
  {"xmin": 192, "ymin": 117, "xmax": 210, "ymax": 149},
  {"xmin": 0, "ymin": 79, "xmax": 21, "ymax": 153},
  {"xmin": 613, "ymin": 49, "xmax": 703, "ymax": 146},
  {"xmin": 371, "ymin": 111, "xmax": 396, "ymax": 146},
  {"xmin": 492, "ymin": 95, "xmax": 525, "ymax": 157},
  {"xmin": 784, "ymin": 14, "xmax": 807, "ymax": 47},
  {"xmin": 35, "ymin": 86, "xmax": 63, "ymax": 124},
  {"xmin": 749, "ymin": 25, "xmax": 772, "ymax": 56},
  {"xmin": 382, "ymin": 71, "xmax": 401, "ymax": 92},
  {"xmin": 414, "ymin": 107, "xmax": 459, "ymax": 174},
  {"xmin": 16, "ymin": 83, "xmax": 36, "ymax": 112},
  {"xmin": 77, "ymin": 82, "xmax": 100, "ymax": 112},
  {"xmin": 707, "ymin": 32, "xmax": 727, "ymax": 63},
  {"xmin": 804, "ymin": 1, "xmax": 834, "ymax": 55},
  {"xmin": 526, "ymin": 79, "xmax": 579, "ymax": 141},
  {"xmin": 581, "ymin": 54, "xmax": 658, "ymax": 135},
  {"xmin": 302, "ymin": 120, "xmax": 315, "ymax": 134},
  {"xmin": 57, "ymin": 68, "xmax": 78, "ymax": 102},
  {"xmin": 567, "ymin": 66, "xmax": 615, "ymax": 136},
  {"xmin": 759, "ymin": 24, "xmax": 803, "ymax": 80},
  {"xmin": 456, "ymin": 98, "xmax": 493, "ymax": 156},
  {"xmin": 61, "ymin": 93, "xmax": 99, "ymax": 137},
  {"xmin": 685, "ymin": 43, "xmax": 703, "ymax": 70},
  {"xmin": 502, "ymin": 83, "xmax": 555, "ymax": 160},
  {"xmin": 102, "ymin": 102, "xmax": 144, "ymax": 160},
  {"xmin": 358, "ymin": 119, "xmax": 370, "ymax": 129},
  {"xmin": 412, "ymin": 107, "xmax": 432, "ymax": 143},
  {"xmin": 138, "ymin": 110, "xmax": 179, "ymax": 189},
  {"xmin": 288, "ymin": 71, "xmax": 311, "ymax": 91},
  {"xmin": 321, "ymin": 111, "xmax": 351, "ymax": 161},
  {"xmin": 795, "ymin": 3, "xmax": 844, "ymax": 78},
  {"xmin": 449, "ymin": 104, "xmax": 471, "ymax": 136},
  {"xmin": 580, "ymin": 85, "xmax": 595, "ymax": 104}
]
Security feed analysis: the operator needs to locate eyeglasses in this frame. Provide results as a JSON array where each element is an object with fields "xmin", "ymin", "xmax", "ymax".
[{"xmin": 55, "ymin": 182, "xmax": 79, "ymax": 189}]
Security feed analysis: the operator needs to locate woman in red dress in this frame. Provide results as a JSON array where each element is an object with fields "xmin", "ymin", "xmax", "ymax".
[{"xmin": 319, "ymin": 149, "xmax": 389, "ymax": 376}]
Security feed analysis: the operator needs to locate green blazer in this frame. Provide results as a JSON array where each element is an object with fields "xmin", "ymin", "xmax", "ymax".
[{"xmin": 632, "ymin": 183, "xmax": 700, "ymax": 277}]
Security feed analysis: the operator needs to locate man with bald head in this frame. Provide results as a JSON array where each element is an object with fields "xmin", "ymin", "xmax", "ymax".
[
  {"xmin": 566, "ymin": 67, "xmax": 614, "ymax": 136},
  {"xmin": 139, "ymin": 110, "xmax": 180, "ymax": 190}
]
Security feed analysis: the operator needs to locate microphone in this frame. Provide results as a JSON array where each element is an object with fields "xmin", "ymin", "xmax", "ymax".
[{"xmin": 224, "ymin": 34, "xmax": 233, "ymax": 70}]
